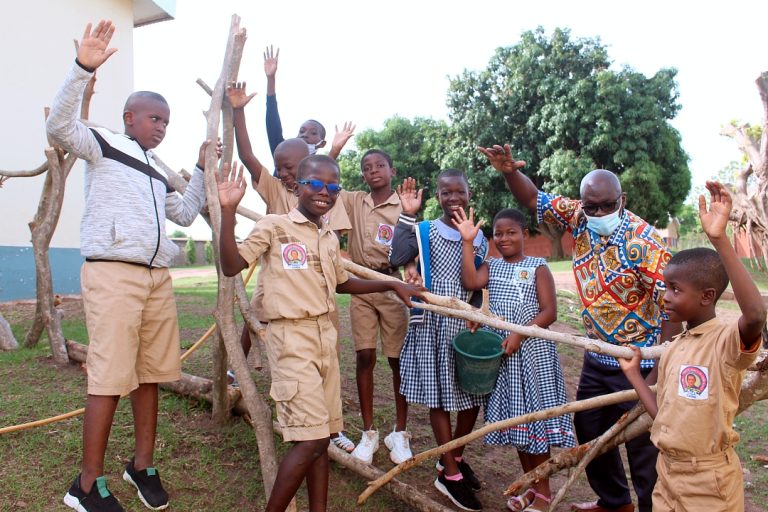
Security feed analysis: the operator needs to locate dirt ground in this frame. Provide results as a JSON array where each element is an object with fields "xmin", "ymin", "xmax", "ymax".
[{"xmin": 4, "ymin": 268, "xmax": 763, "ymax": 511}]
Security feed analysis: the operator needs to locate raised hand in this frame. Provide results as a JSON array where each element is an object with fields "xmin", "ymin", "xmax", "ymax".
[
  {"xmin": 616, "ymin": 345, "xmax": 642, "ymax": 377},
  {"xmin": 217, "ymin": 162, "xmax": 246, "ymax": 208},
  {"xmin": 403, "ymin": 262, "xmax": 423, "ymax": 287},
  {"xmin": 77, "ymin": 20, "xmax": 118, "ymax": 70},
  {"xmin": 451, "ymin": 207, "xmax": 484, "ymax": 243},
  {"xmin": 391, "ymin": 281, "xmax": 427, "ymax": 308},
  {"xmin": 477, "ymin": 144, "xmax": 526, "ymax": 175},
  {"xmin": 698, "ymin": 181, "xmax": 732, "ymax": 241},
  {"xmin": 331, "ymin": 122, "xmax": 356, "ymax": 151},
  {"xmin": 226, "ymin": 81, "xmax": 257, "ymax": 109},
  {"xmin": 396, "ymin": 177, "xmax": 423, "ymax": 215},
  {"xmin": 197, "ymin": 138, "xmax": 223, "ymax": 169},
  {"xmin": 263, "ymin": 45, "xmax": 280, "ymax": 77}
]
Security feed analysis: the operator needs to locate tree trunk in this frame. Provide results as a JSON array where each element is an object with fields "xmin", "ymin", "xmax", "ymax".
[
  {"xmin": 0, "ymin": 312, "xmax": 18, "ymax": 351},
  {"xmin": 538, "ymin": 222, "xmax": 565, "ymax": 260}
]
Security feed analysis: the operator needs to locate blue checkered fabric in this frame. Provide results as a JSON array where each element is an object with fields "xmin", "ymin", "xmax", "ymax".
[
  {"xmin": 483, "ymin": 257, "xmax": 577, "ymax": 453},
  {"xmin": 399, "ymin": 221, "xmax": 487, "ymax": 411}
]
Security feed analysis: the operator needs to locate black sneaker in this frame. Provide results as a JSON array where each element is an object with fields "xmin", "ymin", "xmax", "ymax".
[
  {"xmin": 436, "ymin": 459, "xmax": 482, "ymax": 492},
  {"xmin": 63, "ymin": 474, "xmax": 124, "ymax": 512},
  {"xmin": 434, "ymin": 474, "xmax": 483, "ymax": 511},
  {"xmin": 123, "ymin": 459, "xmax": 169, "ymax": 510},
  {"xmin": 457, "ymin": 459, "xmax": 482, "ymax": 492}
]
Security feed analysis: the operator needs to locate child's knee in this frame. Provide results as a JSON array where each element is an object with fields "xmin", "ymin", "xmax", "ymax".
[{"xmin": 356, "ymin": 349, "xmax": 377, "ymax": 369}]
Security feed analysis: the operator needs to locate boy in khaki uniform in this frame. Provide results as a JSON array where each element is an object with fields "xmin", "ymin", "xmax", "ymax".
[
  {"xmin": 619, "ymin": 181, "xmax": 766, "ymax": 512},
  {"xmin": 218, "ymin": 155, "xmax": 422, "ymax": 512},
  {"xmin": 337, "ymin": 150, "xmax": 411, "ymax": 464}
]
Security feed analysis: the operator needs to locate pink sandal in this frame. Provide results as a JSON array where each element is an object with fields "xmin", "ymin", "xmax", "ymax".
[{"xmin": 506, "ymin": 488, "xmax": 551, "ymax": 512}]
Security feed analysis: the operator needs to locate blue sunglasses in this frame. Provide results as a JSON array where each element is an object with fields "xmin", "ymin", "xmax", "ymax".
[{"xmin": 297, "ymin": 179, "xmax": 343, "ymax": 196}]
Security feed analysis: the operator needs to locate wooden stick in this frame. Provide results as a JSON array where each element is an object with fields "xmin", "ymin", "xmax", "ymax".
[{"xmin": 357, "ymin": 386, "xmax": 651, "ymax": 504}]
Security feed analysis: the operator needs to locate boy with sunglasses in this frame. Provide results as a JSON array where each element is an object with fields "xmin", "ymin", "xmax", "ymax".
[
  {"xmin": 218, "ymin": 156, "xmax": 423, "ymax": 511},
  {"xmin": 478, "ymin": 144, "xmax": 681, "ymax": 512}
]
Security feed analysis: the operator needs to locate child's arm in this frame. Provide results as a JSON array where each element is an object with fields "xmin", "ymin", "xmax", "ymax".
[
  {"xmin": 477, "ymin": 144, "xmax": 534, "ymax": 210},
  {"xmin": 264, "ymin": 45, "xmax": 284, "ymax": 155},
  {"xmin": 328, "ymin": 122, "xmax": 356, "ymax": 160},
  {"xmin": 450, "ymin": 207, "xmax": 489, "ymax": 291},
  {"xmin": 46, "ymin": 21, "xmax": 118, "ymax": 161},
  {"xmin": 336, "ymin": 278, "xmax": 424, "ymax": 307},
  {"xmin": 389, "ymin": 177, "xmax": 423, "ymax": 267},
  {"xmin": 226, "ymin": 82, "xmax": 267, "ymax": 190},
  {"xmin": 700, "ymin": 181, "xmax": 767, "ymax": 347},
  {"xmin": 618, "ymin": 346, "xmax": 659, "ymax": 418},
  {"xmin": 217, "ymin": 163, "xmax": 250, "ymax": 276}
]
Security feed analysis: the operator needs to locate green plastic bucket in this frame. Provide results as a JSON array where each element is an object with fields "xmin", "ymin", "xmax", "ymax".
[{"xmin": 452, "ymin": 329, "xmax": 504, "ymax": 395}]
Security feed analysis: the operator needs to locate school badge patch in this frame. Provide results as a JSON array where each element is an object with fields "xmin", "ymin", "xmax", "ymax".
[
  {"xmin": 375, "ymin": 224, "xmax": 394, "ymax": 245},
  {"xmin": 281, "ymin": 243, "xmax": 308, "ymax": 270},
  {"xmin": 678, "ymin": 365, "xmax": 708, "ymax": 400},
  {"xmin": 513, "ymin": 267, "xmax": 534, "ymax": 283}
]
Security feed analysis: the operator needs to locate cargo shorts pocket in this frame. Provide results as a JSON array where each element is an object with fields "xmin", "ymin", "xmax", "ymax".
[{"xmin": 270, "ymin": 380, "xmax": 303, "ymax": 426}]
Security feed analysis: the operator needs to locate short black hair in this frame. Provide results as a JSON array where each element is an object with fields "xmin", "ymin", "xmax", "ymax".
[
  {"xmin": 436, "ymin": 168, "xmax": 469, "ymax": 186},
  {"xmin": 493, "ymin": 208, "xmax": 528, "ymax": 230},
  {"xmin": 668, "ymin": 247, "xmax": 729, "ymax": 299},
  {"xmin": 124, "ymin": 91, "xmax": 168, "ymax": 111},
  {"xmin": 304, "ymin": 119, "xmax": 326, "ymax": 139},
  {"xmin": 297, "ymin": 154, "xmax": 339, "ymax": 181},
  {"xmin": 360, "ymin": 149, "xmax": 393, "ymax": 170}
]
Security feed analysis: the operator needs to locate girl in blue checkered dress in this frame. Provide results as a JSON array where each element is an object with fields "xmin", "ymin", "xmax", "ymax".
[
  {"xmin": 454, "ymin": 207, "xmax": 576, "ymax": 512},
  {"xmin": 389, "ymin": 172, "xmax": 488, "ymax": 511}
]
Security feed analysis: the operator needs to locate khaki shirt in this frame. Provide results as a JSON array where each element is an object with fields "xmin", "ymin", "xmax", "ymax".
[
  {"xmin": 238, "ymin": 209, "xmax": 350, "ymax": 320},
  {"xmin": 255, "ymin": 165, "xmax": 351, "ymax": 231},
  {"xmin": 339, "ymin": 190, "xmax": 401, "ymax": 271},
  {"xmin": 651, "ymin": 317, "xmax": 759, "ymax": 457}
]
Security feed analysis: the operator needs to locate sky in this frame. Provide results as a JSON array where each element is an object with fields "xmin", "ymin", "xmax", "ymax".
[{"xmin": 133, "ymin": 0, "xmax": 767, "ymax": 240}]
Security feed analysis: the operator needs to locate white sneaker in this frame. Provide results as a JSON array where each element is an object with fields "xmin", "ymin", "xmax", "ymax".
[
  {"xmin": 351, "ymin": 430, "xmax": 379, "ymax": 464},
  {"xmin": 384, "ymin": 429, "xmax": 413, "ymax": 464}
]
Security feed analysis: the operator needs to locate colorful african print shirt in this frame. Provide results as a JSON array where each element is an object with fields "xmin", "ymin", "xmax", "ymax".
[{"xmin": 537, "ymin": 191, "xmax": 671, "ymax": 368}]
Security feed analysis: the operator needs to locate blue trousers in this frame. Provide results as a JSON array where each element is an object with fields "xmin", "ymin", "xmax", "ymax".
[{"xmin": 574, "ymin": 354, "xmax": 658, "ymax": 512}]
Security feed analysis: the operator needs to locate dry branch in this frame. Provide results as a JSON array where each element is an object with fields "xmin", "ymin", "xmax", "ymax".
[
  {"xmin": 0, "ymin": 161, "xmax": 49, "ymax": 179},
  {"xmin": 357, "ymin": 387, "xmax": 648, "ymax": 504}
]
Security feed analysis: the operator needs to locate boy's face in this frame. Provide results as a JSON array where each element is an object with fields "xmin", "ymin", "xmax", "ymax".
[
  {"xmin": 662, "ymin": 264, "xmax": 707, "ymax": 323},
  {"xmin": 298, "ymin": 121, "xmax": 325, "ymax": 146},
  {"xmin": 295, "ymin": 162, "xmax": 340, "ymax": 219},
  {"xmin": 436, "ymin": 175, "xmax": 470, "ymax": 217},
  {"xmin": 123, "ymin": 98, "xmax": 170, "ymax": 150},
  {"xmin": 274, "ymin": 145, "xmax": 308, "ymax": 191},
  {"xmin": 361, "ymin": 153, "xmax": 395, "ymax": 190},
  {"xmin": 492, "ymin": 218, "xmax": 527, "ymax": 259}
]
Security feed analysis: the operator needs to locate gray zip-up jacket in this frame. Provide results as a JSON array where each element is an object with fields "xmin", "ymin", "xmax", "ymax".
[{"xmin": 46, "ymin": 63, "xmax": 206, "ymax": 268}]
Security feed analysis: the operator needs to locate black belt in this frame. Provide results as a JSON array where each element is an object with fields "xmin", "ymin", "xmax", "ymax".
[{"xmin": 85, "ymin": 258, "xmax": 156, "ymax": 269}]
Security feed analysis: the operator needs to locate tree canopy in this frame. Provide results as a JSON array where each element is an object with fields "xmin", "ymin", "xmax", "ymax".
[{"xmin": 445, "ymin": 26, "xmax": 691, "ymax": 228}]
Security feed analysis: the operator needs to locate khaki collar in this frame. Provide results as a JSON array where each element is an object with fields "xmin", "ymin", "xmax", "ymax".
[
  {"xmin": 364, "ymin": 191, "xmax": 400, "ymax": 208},
  {"xmin": 675, "ymin": 317, "xmax": 722, "ymax": 341},
  {"xmin": 287, "ymin": 208, "xmax": 330, "ymax": 233}
]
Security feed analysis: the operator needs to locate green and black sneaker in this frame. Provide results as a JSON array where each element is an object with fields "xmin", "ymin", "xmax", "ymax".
[{"xmin": 64, "ymin": 475, "xmax": 124, "ymax": 512}]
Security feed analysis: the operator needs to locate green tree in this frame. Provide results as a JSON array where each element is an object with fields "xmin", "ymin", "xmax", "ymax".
[
  {"xmin": 446, "ymin": 27, "xmax": 691, "ymax": 253},
  {"xmin": 337, "ymin": 116, "xmax": 451, "ymax": 201},
  {"xmin": 184, "ymin": 237, "xmax": 196, "ymax": 266},
  {"xmin": 204, "ymin": 240, "xmax": 214, "ymax": 265},
  {"xmin": 169, "ymin": 229, "xmax": 186, "ymax": 238}
]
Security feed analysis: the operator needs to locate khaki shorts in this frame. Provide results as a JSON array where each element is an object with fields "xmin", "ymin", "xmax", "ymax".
[
  {"xmin": 81, "ymin": 261, "xmax": 181, "ymax": 396},
  {"xmin": 653, "ymin": 448, "xmax": 744, "ymax": 512},
  {"xmin": 266, "ymin": 315, "xmax": 343, "ymax": 441},
  {"xmin": 350, "ymin": 291, "xmax": 408, "ymax": 358}
]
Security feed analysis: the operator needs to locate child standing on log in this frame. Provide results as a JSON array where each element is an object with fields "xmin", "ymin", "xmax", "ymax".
[
  {"xmin": 218, "ymin": 155, "xmax": 422, "ymax": 512},
  {"xmin": 453, "ymin": 207, "xmax": 576, "ymax": 512},
  {"xmin": 389, "ymin": 172, "xmax": 487, "ymax": 511},
  {"xmin": 618, "ymin": 181, "xmax": 766, "ymax": 512}
]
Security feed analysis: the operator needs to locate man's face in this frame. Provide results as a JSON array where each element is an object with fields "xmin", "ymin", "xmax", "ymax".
[{"xmin": 580, "ymin": 184, "xmax": 624, "ymax": 217}]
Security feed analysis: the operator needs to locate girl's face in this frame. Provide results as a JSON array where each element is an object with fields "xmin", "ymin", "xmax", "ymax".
[
  {"xmin": 436, "ymin": 175, "xmax": 470, "ymax": 218},
  {"xmin": 493, "ymin": 218, "xmax": 527, "ymax": 260}
]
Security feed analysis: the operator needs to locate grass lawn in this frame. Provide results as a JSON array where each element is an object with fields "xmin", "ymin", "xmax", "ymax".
[{"xmin": 1, "ymin": 267, "xmax": 767, "ymax": 511}]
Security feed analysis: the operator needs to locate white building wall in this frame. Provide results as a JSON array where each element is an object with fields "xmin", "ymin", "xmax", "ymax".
[{"xmin": 1, "ymin": 0, "xmax": 135, "ymax": 250}]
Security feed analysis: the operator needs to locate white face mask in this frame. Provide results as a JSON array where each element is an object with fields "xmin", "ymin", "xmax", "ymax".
[
  {"xmin": 585, "ymin": 208, "xmax": 623, "ymax": 236},
  {"xmin": 306, "ymin": 141, "xmax": 324, "ymax": 155}
]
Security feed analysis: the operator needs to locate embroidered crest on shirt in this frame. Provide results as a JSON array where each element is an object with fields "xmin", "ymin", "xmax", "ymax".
[
  {"xmin": 281, "ymin": 243, "xmax": 308, "ymax": 270},
  {"xmin": 678, "ymin": 365, "xmax": 708, "ymax": 400},
  {"xmin": 375, "ymin": 223, "xmax": 394, "ymax": 245},
  {"xmin": 514, "ymin": 267, "xmax": 534, "ymax": 283}
]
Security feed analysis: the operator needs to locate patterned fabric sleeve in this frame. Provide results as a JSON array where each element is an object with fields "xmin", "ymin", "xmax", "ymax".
[
  {"xmin": 637, "ymin": 237, "xmax": 672, "ymax": 322},
  {"xmin": 536, "ymin": 190, "xmax": 581, "ymax": 233}
]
